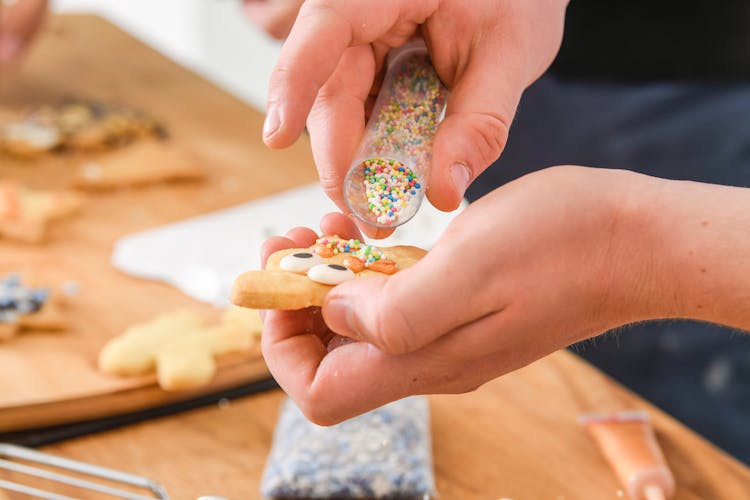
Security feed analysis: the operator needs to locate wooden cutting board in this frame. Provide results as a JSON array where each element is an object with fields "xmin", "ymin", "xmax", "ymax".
[{"xmin": 0, "ymin": 14, "xmax": 319, "ymax": 432}]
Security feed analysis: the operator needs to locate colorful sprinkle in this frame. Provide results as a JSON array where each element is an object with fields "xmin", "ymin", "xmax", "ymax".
[
  {"xmin": 313, "ymin": 236, "xmax": 393, "ymax": 269},
  {"xmin": 362, "ymin": 158, "xmax": 421, "ymax": 226},
  {"xmin": 356, "ymin": 50, "xmax": 447, "ymax": 225}
]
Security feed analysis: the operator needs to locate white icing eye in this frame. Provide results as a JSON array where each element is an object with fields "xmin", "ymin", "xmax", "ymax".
[
  {"xmin": 307, "ymin": 263, "xmax": 355, "ymax": 285},
  {"xmin": 279, "ymin": 252, "xmax": 324, "ymax": 273}
]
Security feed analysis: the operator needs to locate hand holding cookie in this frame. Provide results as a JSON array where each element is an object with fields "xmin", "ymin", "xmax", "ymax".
[{"xmin": 252, "ymin": 168, "xmax": 688, "ymax": 425}]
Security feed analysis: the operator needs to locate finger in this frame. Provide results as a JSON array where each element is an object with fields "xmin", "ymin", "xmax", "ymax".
[
  {"xmin": 260, "ymin": 236, "xmax": 295, "ymax": 268},
  {"xmin": 263, "ymin": 0, "xmax": 432, "ymax": 148},
  {"xmin": 322, "ymin": 237, "xmax": 508, "ymax": 354},
  {"xmin": 280, "ymin": 304, "xmax": 543, "ymax": 424},
  {"xmin": 261, "ymin": 308, "xmax": 328, "ymax": 402},
  {"xmin": 320, "ymin": 209, "xmax": 395, "ymax": 240},
  {"xmin": 306, "ymin": 45, "xmax": 374, "ymax": 211},
  {"xmin": 243, "ymin": 0, "xmax": 303, "ymax": 40},
  {"xmin": 319, "ymin": 212, "xmax": 362, "ymax": 240},
  {"xmin": 426, "ymin": 43, "xmax": 526, "ymax": 211},
  {"xmin": 320, "ymin": 210, "xmax": 394, "ymax": 246},
  {"xmin": 0, "ymin": 0, "xmax": 47, "ymax": 64},
  {"xmin": 262, "ymin": 226, "xmax": 319, "ymax": 267},
  {"xmin": 361, "ymin": 225, "xmax": 395, "ymax": 240},
  {"xmin": 285, "ymin": 226, "xmax": 319, "ymax": 246}
]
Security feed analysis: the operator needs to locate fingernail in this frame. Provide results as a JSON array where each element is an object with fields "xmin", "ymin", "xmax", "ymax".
[
  {"xmin": 325, "ymin": 297, "xmax": 362, "ymax": 339},
  {"xmin": 263, "ymin": 106, "xmax": 280, "ymax": 140},
  {"xmin": 450, "ymin": 163, "xmax": 471, "ymax": 197},
  {"xmin": 0, "ymin": 35, "xmax": 21, "ymax": 64}
]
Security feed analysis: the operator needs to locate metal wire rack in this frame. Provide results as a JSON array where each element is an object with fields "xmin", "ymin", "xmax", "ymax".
[{"xmin": 0, "ymin": 443, "xmax": 168, "ymax": 499}]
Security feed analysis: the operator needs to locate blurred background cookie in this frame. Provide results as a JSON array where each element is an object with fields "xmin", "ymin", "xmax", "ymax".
[
  {"xmin": 0, "ymin": 181, "xmax": 83, "ymax": 243},
  {"xmin": 0, "ymin": 98, "xmax": 166, "ymax": 157},
  {"xmin": 0, "ymin": 274, "xmax": 68, "ymax": 342}
]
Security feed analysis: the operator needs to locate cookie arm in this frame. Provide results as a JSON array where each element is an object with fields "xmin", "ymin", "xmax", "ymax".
[{"xmin": 231, "ymin": 270, "xmax": 332, "ymax": 310}]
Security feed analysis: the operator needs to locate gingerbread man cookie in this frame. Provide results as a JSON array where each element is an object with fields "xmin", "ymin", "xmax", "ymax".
[
  {"xmin": 231, "ymin": 235, "xmax": 426, "ymax": 310},
  {"xmin": 99, "ymin": 307, "xmax": 262, "ymax": 391}
]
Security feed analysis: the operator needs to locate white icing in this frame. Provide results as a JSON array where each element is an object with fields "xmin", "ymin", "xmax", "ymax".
[
  {"xmin": 280, "ymin": 252, "xmax": 324, "ymax": 273},
  {"xmin": 4, "ymin": 122, "xmax": 60, "ymax": 149},
  {"xmin": 307, "ymin": 264, "xmax": 355, "ymax": 285}
]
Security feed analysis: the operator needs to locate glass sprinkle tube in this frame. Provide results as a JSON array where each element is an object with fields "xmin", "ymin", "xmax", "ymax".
[{"xmin": 344, "ymin": 40, "xmax": 448, "ymax": 228}]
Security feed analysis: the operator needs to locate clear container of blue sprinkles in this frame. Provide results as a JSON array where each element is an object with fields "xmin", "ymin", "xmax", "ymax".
[
  {"xmin": 344, "ymin": 39, "xmax": 449, "ymax": 229},
  {"xmin": 261, "ymin": 397, "xmax": 437, "ymax": 499}
]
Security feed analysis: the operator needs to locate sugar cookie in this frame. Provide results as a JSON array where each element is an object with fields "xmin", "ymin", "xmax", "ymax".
[
  {"xmin": 231, "ymin": 235, "xmax": 426, "ymax": 310},
  {"xmin": 99, "ymin": 307, "xmax": 262, "ymax": 391},
  {"xmin": 0, "ymin": 99, "xmax": 165, "ymax": 157},
  {"xmin": 72, "ymin": 140, "xmax": 203, "ymax": 190}
]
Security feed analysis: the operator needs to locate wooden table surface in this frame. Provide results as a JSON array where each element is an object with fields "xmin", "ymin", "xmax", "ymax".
[{"xmin": 1, "ymin": 15, "xmax": 750, "ymax": 500}]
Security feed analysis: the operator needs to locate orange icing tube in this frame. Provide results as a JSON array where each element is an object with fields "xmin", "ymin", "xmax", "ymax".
[{"xmin": 580, "ymin": 411, "xmax": 675, "ymax": 500}]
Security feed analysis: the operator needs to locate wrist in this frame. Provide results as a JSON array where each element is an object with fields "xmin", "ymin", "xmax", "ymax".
[
  {"xmin": 618, "ymin": 175, "xmax": 750, "ymax": 330},
  {"xmin": 588, "ymin": 170, "xmax": 673, "ymax": 329},
  {"xmin": 648, "ymin": 179, "xmax": 750, "ymax": 329}
]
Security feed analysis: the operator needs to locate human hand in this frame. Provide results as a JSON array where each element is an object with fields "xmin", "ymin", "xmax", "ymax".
[
  {"xmin": 0, "ymin": 0, "xmax": 47, "ymax": 66},
  {"xmin": 262, "ymin": 0, "xmax": 568, "ymax": 237},
  {"xmin": 261, "ymin": 166, "xmax": 677, "ymax": 424},
  {"xmin": 242, "ymin": 0, "xmax": 303, "ymax": 40}
]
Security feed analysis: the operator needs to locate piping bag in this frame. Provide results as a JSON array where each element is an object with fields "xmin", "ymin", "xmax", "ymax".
[{"xmin": 580, "ymin": 411, "xmax": 676, "ymax": 500}]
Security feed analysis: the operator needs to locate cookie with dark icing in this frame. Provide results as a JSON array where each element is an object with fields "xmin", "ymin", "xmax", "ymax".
[
  {"xmin": 0, "ymin": 274, "xmax": 67, "ymax": 341},
  {"xmin": 231, "ymin": 235, "xmax": 426, "ymax": 310},
  {"xmin": 0, "ymin": 99, "xmax": 166, "ymax": 157}
]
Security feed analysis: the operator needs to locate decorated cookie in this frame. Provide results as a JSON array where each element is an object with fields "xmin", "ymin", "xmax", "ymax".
[
  {"xmin": 0, "ymin": 274, "xmax": 67, "ymax": 341},
  {"xmin": 0, "ymin": 121, "xmax": 61, "ymax": 158},
  {"xmin": 0, "ymin": 181, "xmax": 83, "ymax": 243},
  {"xmin": 231, "ymin": 235, "xmax": 426, "ymax": 310},
  {"xmin": 0, "ymin": 99, "xmax": 165, "ymax": 157},
  {"xmin": 98, "ymin": 307, "xmax": 262, "ymax": 391},
  {"xmin": 72, "ymin": 140, "xmax": 203, "ymax": 190}
]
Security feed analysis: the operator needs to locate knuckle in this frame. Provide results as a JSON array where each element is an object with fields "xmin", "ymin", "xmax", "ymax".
[
  {"xmin": 470, "ymin": 112, "xmax": 510, "ymax": 166},
  {"xmin": 316, "ymin": 170, "xmax": 345, "ymax": 203}
]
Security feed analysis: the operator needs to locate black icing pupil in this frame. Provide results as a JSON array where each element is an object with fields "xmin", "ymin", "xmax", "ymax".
[
  {"xmin": 328, "ymin": 264, "xmax": 347, "ymax": 271},
  {"xmin": 293, "ymin": 252, "xmax": 314, "ymax": 258}
]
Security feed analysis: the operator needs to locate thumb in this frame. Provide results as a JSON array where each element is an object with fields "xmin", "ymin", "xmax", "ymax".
[
  {"xmin": 322, "ymin": 248, "xmax": 485, "ymax": 354},
  {"xmin": 427, "ymin": 49, "xmax": 525, "ymax": 211}
]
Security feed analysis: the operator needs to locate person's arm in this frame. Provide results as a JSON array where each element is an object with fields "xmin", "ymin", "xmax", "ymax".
[
  {"xmin": 259, "ymin": 167, "xmax": 750, "ymax": 425},
  {"xmin": 643, "ymin": 177, "xmax": 750, "ymax": 330},
  {"xmin": 0, "ymin": 0, "xmax": 47, "ymax": 66},
  {"xmin": 262, "ymin": 0, "xmax": 569, "ymax": 237}
]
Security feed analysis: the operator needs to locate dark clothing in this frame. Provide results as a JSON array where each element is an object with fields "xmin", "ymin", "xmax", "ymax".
[
  {"xmin": 553, "ymin": 1, "xmax": 750, "ymax": 81},
  {"xmin": 467, "ymin": 75, "xmax": 750, "ymax": 463}
]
